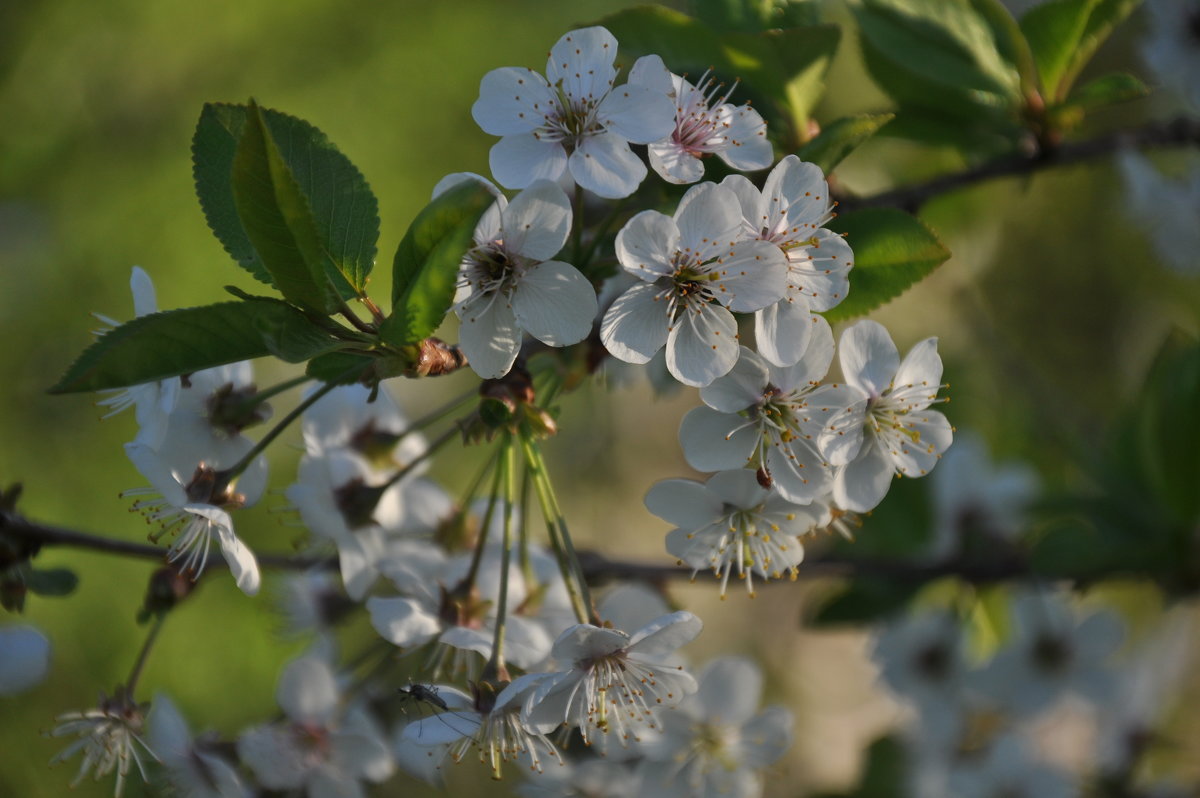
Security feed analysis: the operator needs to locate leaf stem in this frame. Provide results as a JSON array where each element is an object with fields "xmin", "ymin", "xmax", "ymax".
[{"xmin": 125, "ymin": 614, "xmax": 166, "ymax": 696}]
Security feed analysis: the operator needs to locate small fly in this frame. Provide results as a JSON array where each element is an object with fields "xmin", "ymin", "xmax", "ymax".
[{"xmin": 397, "ymin": 682, "xmax": 449, "ymax": 713}]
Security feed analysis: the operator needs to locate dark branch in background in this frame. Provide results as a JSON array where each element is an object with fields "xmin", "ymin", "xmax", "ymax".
[{"xmin": 836, "ymin": 116, "xmax": 1200, "ymax": 214}]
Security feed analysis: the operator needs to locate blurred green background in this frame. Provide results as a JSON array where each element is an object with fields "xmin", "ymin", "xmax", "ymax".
[{"xmin": 2, "ymin": 1, "xmax": 1198, "ymax": 797}]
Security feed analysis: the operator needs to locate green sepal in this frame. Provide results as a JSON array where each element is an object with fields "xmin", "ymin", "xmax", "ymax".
[
  {"xmin": 795, "ymin": 114, "xmax": 894, "ymax": 174},
  {"xmin": 196, "ymin": 102, "xmax": 379, "ymax": 300},
  {"xmin": 50, "ymin": 300, "xmax": 339, "ymax": 393},
  {"xmin": 382, "ymin": 181, "xmax": 494, "ymax": 347},
  {"xmin": 822, "ymin": 209, "xmax": 951, "ymax": 322},
  {"xmin": 25, "ymin": 567, "xmax": 79, "ymax": 598}
]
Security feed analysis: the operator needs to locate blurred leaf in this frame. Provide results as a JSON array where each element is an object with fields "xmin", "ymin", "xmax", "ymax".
[
  {"xmin": 692, "ymin": 0, "xmax": 777, "ymax": 32},
  {"xmin": 856, "ymin": 735, "xmax": 908, "ymax": 797},
  {"xmin": 1064, "ymin": 0, "xmax": 1142, "ymax": 100},
  {"xmin": 50, "ymin": 300, "xmax": 332, "ymax": 393},
  {"xmin": 757, "ymin": 24, "xmax": 841, "ymax": 138},
  {"xmin": 809, "ymin": 579, "xmax": 923, "ymax": 626},
  {"xmin": 1062, "ymin": 71, "xmax": 1148, "ymax": 110},
  {"xmin": 855, "ymin": 0, "xmax": 1021, "ymax": 117},
  {"xmin": 1136, "ymin": 331, "xmax": 1200, "ymax": 523},
  {"xmin": 796, "ymin": 113, "xmax": 894, "ymax": 173},
  {"xmin": 600, "ymin": 6, "xmax": 728, "ymax": 76},
  {"xmin": 382, "ymin": 181, "xmax": 494, "ymax": 346},
  {"xmin": 823, "ymin": 209, "xmax": 951, "ymax": 322},
  {"xmin": 232, "ymin": 102, "xmax": 344, "ymax": 314},
  {"xmin": 1019, "ymin": 0, "xmax": 1098, "ymax": 98},
  {"xmin": 878, "ymin": 108, "xmax": 1022, "ymax": 155},
  {"xmin": 25, "ymin": 567, "xmax": 78, "ymax": 597},
  {"xmin": 968, "ymin": 0, "xmax": 1039, "ymax": 97},
  {"xmin": 305, "ymin": 351, "xmax": 376, "ymax": 385},
  {"xmin": 196, "ymin": 102, "xmax": 379, "ymax": 299}
]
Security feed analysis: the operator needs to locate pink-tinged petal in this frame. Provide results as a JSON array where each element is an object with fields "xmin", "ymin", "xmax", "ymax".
[
  {"xmin": 755, "ymin": 297, "xmax": 814, "ymax": 368},
  {"xmin": 839, "ymin": 320, "xmax": 899, "ymax": 397},
  {"xmin": 715, "ymin": 105, "xmax": 772, "ymax": 171},
  {"xmin": 648, "ymin": 141, "xmax": 705, "ymax": 184},
  {"xmin": 547, "ymin": 27, "xmax": 618, "ymax": 107},
  {"xmin": 666, "ymin": 304, "xmax": 739, "ymax": 387},
  {"xmin": 706, "ymin": 469, "xmax": 768, "ymax": 509},
  {"xmin": 674, "ymin": 183, "xmax": 743, "ymax": 260},
  {"xmin": 697, "ymin": 656, "xmax": 763, "ymax": 726},
  {"xmin": 124, "ymin": 443, "xmax": 188, "ymax": 506},
  {"xmin": 720, "ymin": 174, "xmax": 765, "ymax": 227},
  {"xmin": 645, "ymin": 478, "xmax": 724, "ymax": 528},
  {"xmin": 489, "ymin": 134, "xmax": 568, "ymax": 191},
  {"xmin": 771, "ymin": 314, "xmax": 834, "ymax": 389},
  {"xmin": 569, "ymin": 132, "xmax": 646, "ymax": 199},
  {"xmin": 679, "ymin": 406, "xmax": 759, "ymax": 471},
  {"xmin": 616, "ymin": 210, "xmax": 678, "ymax": 280},
  {"xmin": 600, "ymin": 281, "xmax": 670, "ymax": 364},
  {"xmin": 551, "ymin": 624, "xmax": 629, "ymax": 663},
  {"xmin": 819, "ymin": 395, "xmax": 868, "ymax": 466},
  {"xmin": 893, "ymin": 337, "xmax": 944, "ymax": 402},
  {"xmin": 367, "ymin": 597, "xmax": 441, "ymax": 648},
  {"xmin": 627, "ymin": 610, "xmax": 703, "ymax": 658},
  {"xmin": 472, "ymin": 67, "xmax": 555, "ymax": 136},
  {"xmin": 765, "ymin": 439, "xmax": 831, "ymax": 505},
  {"xmin": 739, "ymin": 705, "xmax": 794, "ymax": 767},
  {"xmin": 129, "ymin": 266, "xmax": 157, "ymax": 316},
  {"xmin": 700, "ymin": 346, "xmax": 770, "ymax": 411},
  {"xmin": 626, "ymin": 54, "xmax": 674, "ymax": 96},
  {"xmin": 277, "ymin": 654, "xmax": 339, "ymax": 725},
  {"xmin": 209, "ymin": 516, "xmax": 261, "ymax": 596},
  {"xmin": 456, "ymin": 292, "xmax": 521, "ymax": 378},
  {"xmin": 598, "ymin": 82, "xmax": 677, "ymax": 144},
  {"xmin": 512, "ymin": 260, "xmax": 597, "ymax": 346},
  {"xmin": 889, "ymin": 410, "xmax": 953, "ymax": 478},
  {"xmin": 713, "ymin": 240, "xmax": 789, "ymax": 312},
  {"xmin": 501, "ymin": 180, "xmax": 571, "ymax": 261},
  {"xmin": 835, "ymin": 444, "xmax": 895, "ymax": 512}
]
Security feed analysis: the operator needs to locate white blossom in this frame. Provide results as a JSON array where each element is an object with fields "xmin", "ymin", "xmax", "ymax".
[
  {"xmin": 147, "ymin": 693, "xmax": 249, "ymax": 798},
  {"xmin": 48, "ymin": 688, "xmax": 155, "ymax": 798},
  {"xmin": 0, "ymin": 623, "xmax": 50, "ymax": 695}
]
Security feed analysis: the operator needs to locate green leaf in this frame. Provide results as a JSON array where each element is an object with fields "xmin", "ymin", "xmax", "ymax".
[
  {"xmin": 195, "ymin": 102, "xmax": 379, "ymax": 297},
  {"xmin": 822, "ymin": 209, "xmax": 951, "ymax": 322},
  {"xmin": 305, "ymin": 351, "xmax": 376, "ymax": 385},
  {"xmin": 809, "ymin": 579, "xmax": 922, "ymax": 626},
  {"xmin": 1137, "ymin": 332, "xmax": 1200, "ymax": 523},
  {"xmin": 1019, "ymin": 0, "xmax": 1098, "ymax": 98},
  {"xmin": 968, "ymin": 0, "xmax": 1040, "ymax": 98},
  {"xmin": 25, "ymin": 567, "xmax": 79, "ymax": 597},
  {"xmin": 232, "ymin": 102, "xmax": 344, "ymax": 314},
  {"xmin": 752, "ymin": 25, "xmax": 841, "ymax": 138},
  {"xmin": 796, "ymin": 114, "xmax": 894, "ymax": 173},
  {"xmin": 50, "ymin": 300, "xmax": 337, "ymax": 393},
  {"xmin": 855, "ymin": 0, "xmax": 1022, "ymax": 115},
  {"xmin": 1062, "ymin": 71, "xmax": 1148, "ymax": 110},
  {"xmin": 599, "ymin": 6, "xmax": 729, "ymax": 76},
  {"xmin": 692, "ymin": 0, "xmax": 777, "ymax": 32},
  {"xmin": 382, "ymin": 181, "xmax": 494, "ymax": 346}
]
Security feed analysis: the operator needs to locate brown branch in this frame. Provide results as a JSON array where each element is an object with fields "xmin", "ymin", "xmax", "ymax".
[{"xmin": 837, "ymin": 116, "xmax": 1200, "ymax": 214}]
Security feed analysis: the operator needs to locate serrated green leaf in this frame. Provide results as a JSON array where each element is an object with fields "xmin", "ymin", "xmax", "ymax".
[
  {"xmin": 796, "ymin": 113, "xmax": 894, "ymax": 173},
  {"xmin": 382, "ymin": 181, "xmax": 494, "ymax": 346},
  {"xmin": 25, "ymin": 567, "xmax": 78, "ymax": 597},
  {"xmin": 232, "ymin": 102, "xmax": 343, "ymax": 314},
  {"xmin": 195, "ymin": 102, "xmax": 379, "ymax": 297},
  {"xmin": 823, "ymin": 209, "xmax": 950, "ymax": 322},
  {"xmin": 1019, "ymin": 0, "xmax": 1098, "ymax": 98},
  {"xmin": 305, "ymin": 351, "xmax": 376, "ymax": 385},
  {"xmin": 809, "ymin": 579, "xmax": 922, "ymax": 626},
  {"xmin": 50, "ymin": 300, "xmax": 335, "ymax": 393}
]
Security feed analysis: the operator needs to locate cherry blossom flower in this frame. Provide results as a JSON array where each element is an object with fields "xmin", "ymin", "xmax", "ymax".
[
  {"xmin": 436, "ymin": 175, "xmax": 598, "ymax": 378},
  {"xmin": 0, "ymin": 623, "xmax": 50, "ymax": 695},
  {"xmin": 600, "ymin": 182, "xmax": 788, "ymax": 387},
  {"xmin": 819, "ymin": 320, "xmax": 953, "ymax": 512},
  {"xmin": 637, "ymin": 656, "xmax": 794, "ymax": 798},
  {"xmin": 627, "ymin": 55, "xmax": 772, "ymax": 184},
  {"xmin": 124, "ymin": 442, "xmax": 261, "ymax": 596},
  {"xmin": 678, "ymin": 328, "xmax": 847, "ymax": 503},
  {"xmin": 147, "ymin": 693, "xmax": 249, "ymax": 798},
  {"xmin": 47, "ymin": 688, "xmax": 155, "ymax": 797},
  {"xmin": 721, "ymin": 156, "xmax": 853, "ymax": 366},
  {"xmin": 945, "ymin": 734, "xmax": 1078, "ymax": 798},
  {"xmin": 237, "ymin": 650, "xmax": 394, "ymax": 798},
  {"xmin": 522, "ymin": 611, "xmax": 702, "ymax": 744},
  {"xmin": 471, "ymin": 27, "xmax": 676, "ymax": 199},
  {"xmin": 646, "ymin": 470, "xmax": 822, "ymax": 596}
]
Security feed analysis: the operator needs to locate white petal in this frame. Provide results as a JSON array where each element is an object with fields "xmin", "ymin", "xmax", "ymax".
[
  {"xmin": 600, "ymin": 281, "xmax": 670, "ymax": 364},
  {"xmin": 893, "ymin": 337, "xmax": 944, "ymax": 401},
  {"xmin": 457, "ymin": 291, "xmax": 521, "ymax": 378},
  {"xmin": 489, "ymin": 134, "xmax": 568, "ymax": 191},
  {"xmin": 816, "ymin": 389, "xmax": 868, "ymax": 465},
  {"xmin": 569, "ymin": 132, "xmax": 646, "ymax": 199},
  {"xmin": 616, "ymin": 210, "xmax": 679, "ymax": 280},
  {"xmin": 766, "ymin": 155, "xmax": 831, "ymax": 227},
  {"xmin": 0, "ymin": 625, "xmax": 50, "ymax": 695},
  {"xmin": 237, "ymin": 726, "xmax": 307, "ymax": 789},
  {"xmin": 674, "ymin": 183, "xmax": 743, "ymax": 260},
  {"xmin": 700, "ymin": 347, "xmax": 770, "ymax": 412},
  {"xmin": 720, "ymin": 174, "xmax": 764, "ymax": 225},
  {"xmin": 771, "ymin": 314, "xmax": 834, "ymax": 388},
  {"xmin": 277, "ymin": 653, "xmax": 339, "ymax": 725},
  {"xmin": 547, "ymin": 27, "xmax": 618, "ymax": 107},
  {"xmin": 740, "ymin": 705, "xmax": 794, "ymax": 767},
  {"xmin": 598, "ymin": 82, "xmax": 677, "ymax": 144},
  {"xmin": 716, "ymin": 105, "xmax": 772, "ymax": 171},
  {"xmin": 765, "ymin": 439, "xmax": 831, "ymax": 504},
  {"xmin": 627, "ymin": 611, "xmax": 703, "ymax": 658},
  {"xmin": 666, "ymin": 305, "xmax": 739, "ymax": 387},
  {"xmin": 512, "ymin": 260, "xmax": 597, "ymax": 346},
  {"xmin": 835, "ymin": 445, "xmax": 896, "ymax": 512},
  {"xmin": 471, "ymin": 67, "xmax": 554, "ymax": 136},
  {"xmin": 124, "ymin": 442, "xmax": 187, "ymax": 506},
  {"xmin": 839, "ymin": 320, "xmax": 899, "ymax": 397},
  {"xmin": 333, "ymin": 707, "xmax": 395, "ymax": 782},
  {"xmin": 211, "ymin": 517, "xmax": 261, "ymax": 596},
  {"xmin": 551, "ymin": 624, "xmax": 629, "ymax": 662},
  {"xmin": 645, "ymin": 478, "xmax": 724, "ymax": 528},
  {"xmin": 755, "ymin": 297, "xmax": 814, "ymax": 368},
  {"xmin": 715, "ymin": 239, "xmax": 789, "ymax": 312},
  {"xmin": 706, "ymin": 469, "xmax": 768, "ymax": 509},
  {"xmin": 626, "ymin": 54, "xmax": 675, "ymax": 95},
  {"xmin": 367, "ymin": 597, "xmax": 441, "ymax": 648},
  {"xmin": 129, "ymin": 266, "xmax": 158, "ymax": 316},
  {"xmin": 679, "ymin": 406, "xmax": 759, "ymax": 472},
  {"xmin": 890, "ymin": 410, "xmax": 953, "ymax": 478},
  {"xmin": 502, "ymin": 180, "xmax": 571, "ymax": 261},
  {"xmin": 696, "ymin": 656, "xmax": 763, "ymax": 726},
  {"xmin": 648, "ymin": 141, "xmax": 705, "ymax": 184},
  {"xmin": 308, "ymin": 768, "xmax": 366, "ymax": 798}
]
